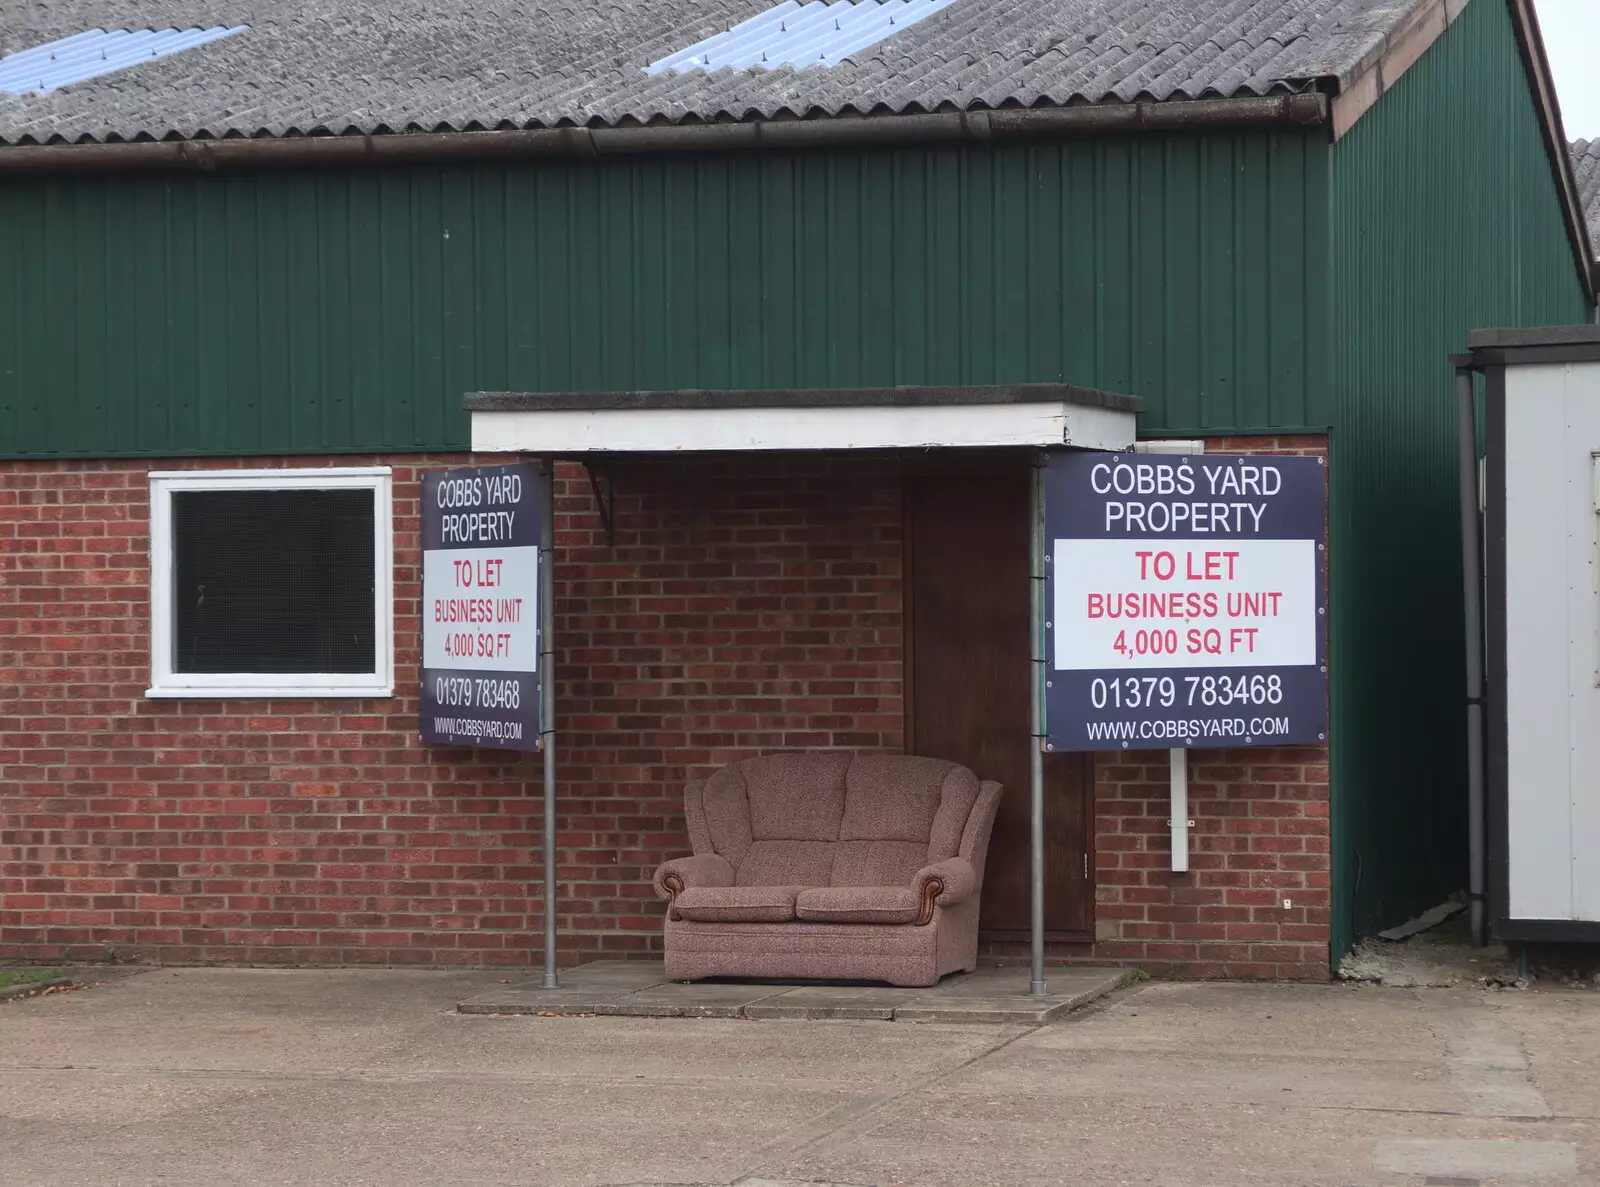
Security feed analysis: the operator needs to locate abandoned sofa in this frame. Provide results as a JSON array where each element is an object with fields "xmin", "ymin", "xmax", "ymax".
[{"xmin": 652, "ymin": 752, "xmax": 1002, "ymax": 988}]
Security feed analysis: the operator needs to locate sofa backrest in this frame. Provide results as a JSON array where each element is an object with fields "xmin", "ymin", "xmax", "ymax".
[{"xmin": 690, "ymin": 752, "xmax": 986, "ymax": 888}]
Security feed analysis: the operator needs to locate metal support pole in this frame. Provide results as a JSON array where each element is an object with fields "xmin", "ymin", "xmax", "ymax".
[
  {"xmin": 540, "ymin": 461, "xmax": 560, "ymax": 988},
  {"xmin": 1029, "ymin": 453, "xmax": 1048, "ymax": 996},
  {"xmin": 1169, "ymin": 749, "xmax": 1190, "ymax": 873},
  {"xmin": 1456, "ymin": 369, "xmax": 1488, "ymax": 948}
]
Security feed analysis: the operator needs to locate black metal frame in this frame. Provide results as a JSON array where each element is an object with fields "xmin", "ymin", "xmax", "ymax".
[
  {"xmin": 583, "ymin": 461, "xmax": 615, "ymax": 547},
  {"xmin": 1484, "ymin": 363, "xmax": 1511, "ymax": 934},
  {"xmin": 1496, "ymin": 919, "xmax": 1600, "ymax": 943}
]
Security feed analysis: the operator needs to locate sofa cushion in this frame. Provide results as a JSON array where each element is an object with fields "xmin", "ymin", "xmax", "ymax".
[
  {"xmin": 795, "ymin": 886, "xmax": 924, "ymax": 925},
  {"xmin": 743, "ymin": 751, "xmax": 851, "ymax": 841},
  {"xmin": 674, "ymin": 885, "xmax": 805, "ymax": 923},
  {"xmin": 840, "ymin": 754, "xmax": 952, "ymax": 842},
  {"xmin": 829, "ymin": 839, "xmax": 928, "ymax": 888},
  {"xmin": 925, "ymin": 763, "xmax": 982, "ymax": 860},
  {"xmin": 701, "ymin": 765, "xmax": 756, "ymax": 868},
  {"xmin": 736, "ymin": 839, "xmax": 835, "ymax": 887}
]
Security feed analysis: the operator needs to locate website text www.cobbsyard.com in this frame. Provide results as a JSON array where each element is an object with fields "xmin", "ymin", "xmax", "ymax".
[
  {"xmin": 1084, "ymin": 716, "xmax": 1291, "ymax": 742},
  {"xmin": 432, "ymin": 717, "xmax": 524, "ymax": 741}
]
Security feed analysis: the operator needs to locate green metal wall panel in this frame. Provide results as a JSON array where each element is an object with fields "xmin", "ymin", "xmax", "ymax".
[
  {"xmin": 1328, "ymin": 0, "xmax": 1591, "ymax": 958},
  {"xmin": 0, "ymin": 132, "xmax": 1328, "ymax": 459}
]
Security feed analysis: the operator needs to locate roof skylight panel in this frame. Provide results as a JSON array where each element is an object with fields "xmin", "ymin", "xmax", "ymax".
[
  {"xmin": 645, "ymin": 0, "xmax": 958, "ymax": 74},
  {"xmin": 0, "ymin": 26, "xmax": 248, "ymax": 96}
]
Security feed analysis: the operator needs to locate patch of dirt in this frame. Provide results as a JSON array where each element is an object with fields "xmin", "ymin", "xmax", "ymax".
[
  {"xmin": 1339, "ymin": 908, "xmax": 1524, "ymax": 989},
  {"xmin": 1341, "ymin": 901, "xmax": 1600, "ymax": 991}
]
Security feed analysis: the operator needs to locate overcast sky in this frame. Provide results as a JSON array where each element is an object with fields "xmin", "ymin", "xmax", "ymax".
[{"xmin": 1537, "ymin": 0, "xmax": 1600, "ymax": 140}]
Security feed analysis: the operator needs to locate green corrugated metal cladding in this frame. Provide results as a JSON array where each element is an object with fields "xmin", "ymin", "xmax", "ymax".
[
  {"xmin": 0, "ymin": 131, "xmax": 1330, "ymax": 458},
  {"xmin": 1327, "ymin": 0, "xmax": 1591, "ymax": 959}
]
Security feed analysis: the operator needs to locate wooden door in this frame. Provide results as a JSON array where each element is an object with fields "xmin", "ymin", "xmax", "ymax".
[{"xmin": 905, "ymin": 453, "xmax": 1092, "ymax": 939}]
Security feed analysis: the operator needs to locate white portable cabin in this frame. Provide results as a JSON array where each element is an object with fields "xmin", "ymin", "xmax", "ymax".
[{"xmin": 1464, "ymin": 326, "xmax": 1600, "ymax": 944}]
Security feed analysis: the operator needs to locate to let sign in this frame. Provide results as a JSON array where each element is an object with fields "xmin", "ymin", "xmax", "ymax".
[
  {"xmin": 1045, "ymin": 451, "xmax": 1327, "ymax": 752},
  {"xmin": 420, "ymin": 462, "xmax": 541, "ymax": 751}
]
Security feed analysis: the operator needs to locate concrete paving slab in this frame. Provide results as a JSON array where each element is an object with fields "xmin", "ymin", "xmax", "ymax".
[
  {"xmin": 550, "ymin": 959, "xmax": 669, "ymax": 988},
  {"xmin": 588, "ymin": 982, "xmax": 793, "ymax": 1018},
  {"xmin": 459, "ymin": 963, "xmax": 1128, "ymax": 1023},
  {"xmin": 4, "ymin": 968, "xmax": 508, "ymax": 1074},
  {"xmin": 397, "ymin": 1013, "xmax": 1017, "ymax": 1088},
  {"xmin": 772, "ymin": 1091, "xmax": 1591, "ymax": 1187},
  {"xmin": 1032, "ymin": 979, "xmax": 1445, "ymax": 1058},
  {"xmin": 456, "ymin": 988, "xmax": 634, "ymax": 1015},
  {"xmin": 1484, "ymin": 989, "xmax": 1600, "ymax": 1123},
  {"xmin": 950, "ymin": 1041, "xmax": 1467, "ymax": 1112},
  {"xmin": 1373, "ymin": 1137, "xmax": 1578, "ymax": 1178},
  {"xmin": 742, "ymin": 985, "xmax": 925, "ymax": 1021},
  {"xmin": 964, "ymin": 981, "xmax": 1466, "ymax": 1114},
  {"xmin": 893, "ymin": 967, "xmax": 1130, "ymax": 1024}
]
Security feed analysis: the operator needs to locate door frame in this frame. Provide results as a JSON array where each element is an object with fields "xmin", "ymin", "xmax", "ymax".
[{"xmin": 900, "ymin": 448, "xmax": 1094, "ymax": 944}]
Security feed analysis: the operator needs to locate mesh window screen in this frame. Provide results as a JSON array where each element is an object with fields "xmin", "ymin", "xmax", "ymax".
[{"xmin": 172, "ymin": 489, "xmax": 376, "ymax": 674}]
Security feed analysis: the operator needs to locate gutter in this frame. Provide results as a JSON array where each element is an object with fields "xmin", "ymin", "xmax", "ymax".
[{"xmin": 0, "ymin": 93, "xmax": 1328, "ymax": 175}]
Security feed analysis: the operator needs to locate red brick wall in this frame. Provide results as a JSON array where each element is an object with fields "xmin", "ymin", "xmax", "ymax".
[
  {"xmin": 1086, "ymin": 436, "xmax": 1331, "ymax": 980},
  {"xmin": 1091, "ymin": 747, "xmax": 1330, "ymax": 980},
  {"xmin": 2, "ymin": 439, "xmax": 1330, "ymax": 979},
  {"xmin": 0, "ymin": 453, "xmax": 903, "ymax": 967}
]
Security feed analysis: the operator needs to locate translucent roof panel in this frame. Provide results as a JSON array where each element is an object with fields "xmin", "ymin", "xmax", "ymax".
[
  {"xmin": 0, "ymin": 27, "xmax": 248, "ymax": 97},
  {"xmin": 645, "ymin": 0, "xmax": 959, "ymax": 74}
]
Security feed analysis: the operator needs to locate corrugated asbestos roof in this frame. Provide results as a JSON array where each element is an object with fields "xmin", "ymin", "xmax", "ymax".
[
  {"xmin": 1570, "ymin": 139, "xmax": 1600, "ymax": 260},
  {"xmin": 0, "ymin": 0, "xmax": 1435, "ymax": 145}
]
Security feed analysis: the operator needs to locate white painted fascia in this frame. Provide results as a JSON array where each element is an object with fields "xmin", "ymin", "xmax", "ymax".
[{"xmin": 471, "ymin": 401, "xmax": 1136, "ymax": 454}]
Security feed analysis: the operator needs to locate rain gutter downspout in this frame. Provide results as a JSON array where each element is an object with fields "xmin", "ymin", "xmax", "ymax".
[{"xmin": 0, "ymin": 93, "xmax": 1328, "ymax": 174}]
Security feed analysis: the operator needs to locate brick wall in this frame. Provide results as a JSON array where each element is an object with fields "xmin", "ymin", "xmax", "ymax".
[
  {"xmin": 1, "ymin": 439, "xmax": 1331, "ymax": 979},
  {"xmin": 1085, "ymin": 436, "xmax": 1332, "ymax": 980},
  {"xmin": 0, "ymin": 453, "xmax": 903, "ymax": 966},
  {"xmin": 1090, "ymin": 746, "xmax": 1330, "ymax": 980}
]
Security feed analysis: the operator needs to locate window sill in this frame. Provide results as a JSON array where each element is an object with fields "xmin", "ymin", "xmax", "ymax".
[{"xmin": 145, "ymin": 685, "xmax": 395, "ymax": 700}]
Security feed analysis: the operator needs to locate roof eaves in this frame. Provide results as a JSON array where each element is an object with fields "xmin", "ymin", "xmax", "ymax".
[
  {"xmin": 0, "ymin": 93, "xmax": 1330, "ymax": 173},
  {"xmin": 1325, "ymin": 0, "xmax": 1594, "ymax": 301},
  {"xmin": 1329, "ymin": 0, "xmax": 1460, "ymax": 140}
]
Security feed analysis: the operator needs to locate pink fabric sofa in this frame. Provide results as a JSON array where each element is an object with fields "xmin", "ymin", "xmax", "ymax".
[{"xmin": 652, "ymin": 752, "xmax": 1003, "ymax": 988}]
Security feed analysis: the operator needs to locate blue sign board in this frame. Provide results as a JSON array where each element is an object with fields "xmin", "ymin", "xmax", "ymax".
[{"xmin": 1045, "ymin": 451, "xmax": 1327, "ymax": 752}]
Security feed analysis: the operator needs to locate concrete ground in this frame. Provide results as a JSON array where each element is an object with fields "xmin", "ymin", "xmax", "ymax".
[{"xmin": 1, "ymin": 969, "xmax": 1596, "ymax": 1187}]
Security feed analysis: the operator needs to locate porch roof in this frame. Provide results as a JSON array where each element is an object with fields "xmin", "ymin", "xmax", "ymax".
[{"xmin": 464, "ymin": 382, "xmax": 1142, "ymax": 454}]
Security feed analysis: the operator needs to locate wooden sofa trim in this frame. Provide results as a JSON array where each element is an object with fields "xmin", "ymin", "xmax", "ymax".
[{"xmin": 662, "ymin": 872, "xmax": 684, "ymax": 921}]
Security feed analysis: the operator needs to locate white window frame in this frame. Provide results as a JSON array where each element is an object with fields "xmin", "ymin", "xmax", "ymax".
[{"xmin": 146, "ymin": 467, "xmax": 394, "ymax": 699}]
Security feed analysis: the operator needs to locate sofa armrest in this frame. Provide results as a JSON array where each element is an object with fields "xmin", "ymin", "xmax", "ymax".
[
  {"xmin": 654, "ymin": 853, "xmax": 735, "ymax": 904},
  {"xmin": 911, "ymin": 856, "xmax": 979, "ymax": 924}
]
